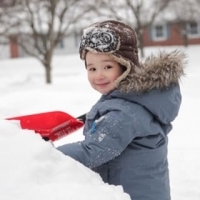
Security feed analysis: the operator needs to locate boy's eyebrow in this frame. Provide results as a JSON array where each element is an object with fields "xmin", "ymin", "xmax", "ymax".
[
  {"xmin": 86, "ymin": 63, "xmax": 93, "ymax": 67},
  {"xmin": 102, "ymin": 59, "xmax": 116, "ymax": 63}
]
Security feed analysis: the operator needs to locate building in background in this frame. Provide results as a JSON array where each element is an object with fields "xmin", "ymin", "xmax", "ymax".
[{"xmin": 143, "ymin": 21, "xmax": 200, "ymax": 47}]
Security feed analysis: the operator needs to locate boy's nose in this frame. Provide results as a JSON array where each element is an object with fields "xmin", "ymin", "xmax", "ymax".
[{"xmin": 95, "ymin": 71, "xmax": 105, "ymax": 80}]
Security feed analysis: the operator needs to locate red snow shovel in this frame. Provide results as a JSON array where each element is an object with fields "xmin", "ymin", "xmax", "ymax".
[{"xmin": 6, "ymin": 111, "xmax": 85, "ymax": 142}]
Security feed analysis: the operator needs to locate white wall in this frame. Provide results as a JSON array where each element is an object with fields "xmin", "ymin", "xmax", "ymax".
[
  {"xmin": 0, "ymin": 45, "xmax": 10, "ymax": 59},
  {"xmin": 54, "ymin": 34, "xmax": 80, "ymax": 56}
]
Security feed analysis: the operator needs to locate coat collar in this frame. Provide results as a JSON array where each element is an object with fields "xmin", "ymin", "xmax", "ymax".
[{"xmin": 115, "ymin": 50, "xmax": 186, "ymax": 93}]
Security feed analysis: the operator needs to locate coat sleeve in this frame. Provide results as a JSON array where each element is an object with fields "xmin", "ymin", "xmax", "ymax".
[{"xmin": 56, "ymin": 109, "xmax": 141, "ymax": 169}]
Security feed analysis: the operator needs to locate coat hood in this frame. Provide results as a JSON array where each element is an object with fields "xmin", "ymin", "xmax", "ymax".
[
  {"xmin": 107, "ymin": 50, "xmax": 186, "ymax": 124},
  {"xmin": 115, "ymin": 50, "xmax": 186, "ymax": 93}
]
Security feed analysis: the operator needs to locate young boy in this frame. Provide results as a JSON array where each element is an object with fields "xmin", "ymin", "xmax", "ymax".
[{"xmin": 57, "ymin": 20, "xmax": 186, "ymax": 200}]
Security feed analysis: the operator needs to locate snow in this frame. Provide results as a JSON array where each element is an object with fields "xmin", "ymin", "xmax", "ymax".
[{"xmin": 0, "ymin": 45, "xmax": 199, "ymax": 200}]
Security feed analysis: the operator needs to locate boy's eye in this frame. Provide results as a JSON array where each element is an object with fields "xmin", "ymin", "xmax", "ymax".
[
  {"xmin": 88, "ymin": 67, "xmax": 96, "ymax": 71},
  {"xmin": 105, "ymin": 65, "xmax": 112, "ymax": 69}
]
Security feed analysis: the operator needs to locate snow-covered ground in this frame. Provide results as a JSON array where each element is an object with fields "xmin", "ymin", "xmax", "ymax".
[{"xmin": 0, "ymin": 45, "xmax": 199, "ymax": 200}]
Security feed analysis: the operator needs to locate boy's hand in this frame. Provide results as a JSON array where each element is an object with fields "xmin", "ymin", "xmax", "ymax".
[{"xmin": 37, "ymin": 119, "xmax": 84, "ymax": 142}]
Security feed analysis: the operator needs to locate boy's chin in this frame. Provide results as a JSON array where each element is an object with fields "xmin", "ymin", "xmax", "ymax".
[{"xmin": 98, "ymin": 89, "xmax": 115, "ymax": 95}]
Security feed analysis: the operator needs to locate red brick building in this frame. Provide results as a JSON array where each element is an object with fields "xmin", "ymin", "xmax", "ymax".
[
  {"xmin": 143, "ymin": 21, "xmax": 200, "ymax": 47},
  {"xmin": 9, "ymin": 35, "xmax": 19, "ymax": 58}
]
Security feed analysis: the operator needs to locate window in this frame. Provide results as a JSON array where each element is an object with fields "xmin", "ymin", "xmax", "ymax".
[
  {"xmin": 187, "ymin": 22, "xmax": 200, "ymax": 38},
  {"xmin": 151, "ymin": 24, "xmax": 168, "ymax": 41}
]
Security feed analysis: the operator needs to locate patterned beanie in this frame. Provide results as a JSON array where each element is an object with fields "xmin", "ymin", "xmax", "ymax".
[{"xmin": 79, "ymin": 20, "xmax": 139, "ymax": 83}]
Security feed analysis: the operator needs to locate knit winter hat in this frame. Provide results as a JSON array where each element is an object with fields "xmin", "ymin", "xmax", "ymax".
[{"xmin": 79, "ymin": 20, "xmax": 139, "ymax": 83}]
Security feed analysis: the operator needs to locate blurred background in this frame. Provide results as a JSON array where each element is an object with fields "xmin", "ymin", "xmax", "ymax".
[
  {"xmin": 0, "ymin": 0, "xmax": 200, "ymax": 84},
  {"xmin": 0, "ymin": 1, "xmax": 200, "ymax": 199}
]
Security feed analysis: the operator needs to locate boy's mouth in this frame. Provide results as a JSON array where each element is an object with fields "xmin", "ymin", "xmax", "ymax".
[{"xmin": 96, "ymin": 82, "xmax": 109, "ymax": 87}]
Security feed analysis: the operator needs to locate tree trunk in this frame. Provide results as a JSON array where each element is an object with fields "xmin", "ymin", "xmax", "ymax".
[
  {"xmin": 181, "ymin": 23, "xmax": 189, "ymax": 48},
  {"xmin": 44, "ymin": 62, "xmax": 52, "ymax": 84},
  {"xmin": 44, "ymin": 49, "xmax": 54, "ymax": 84},
  {"xmin": 183, "ymin": 32, "xmax": 189, "ymax": 47},
  {"xmin": 138, "ymin": 32, "xmax": 145, "ymax": 58}
]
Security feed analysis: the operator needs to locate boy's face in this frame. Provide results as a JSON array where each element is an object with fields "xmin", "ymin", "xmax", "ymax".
[{"xmin": 85, "ymin": 52, "xmax": 124, "ymax": 95}]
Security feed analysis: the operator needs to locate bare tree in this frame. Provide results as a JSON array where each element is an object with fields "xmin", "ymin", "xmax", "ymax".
[
  {"xmin": 0, "ymin": 0, "xmax": 16, "ymax": 7},
  {"xmin": 1, "ymin": 0, "xmax": 98, "ymax": 83},
  {"xmin": 97, "ymin": 0, "xmax": 172, "ymax": 57},
  {"xmin": 0, "ymin": 0, "xmax": 17, "ymax": 40}
]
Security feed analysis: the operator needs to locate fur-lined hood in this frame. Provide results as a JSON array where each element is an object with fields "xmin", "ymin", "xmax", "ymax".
[
  {"xmin": 116, "ymin": 50, "xmax": 186, "ymax": 93},
  {"xmin": 104, "ymin": 50, "xmax": 186, "ymax": 124}
]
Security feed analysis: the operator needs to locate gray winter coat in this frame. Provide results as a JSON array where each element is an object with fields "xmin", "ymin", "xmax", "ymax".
[{"xmin": 57, "ymin": 51, "xmax": 186, "ymax": 200}]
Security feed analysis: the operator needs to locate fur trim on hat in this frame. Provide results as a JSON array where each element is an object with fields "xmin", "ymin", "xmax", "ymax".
[{"xmin": 115, "ymin": 50, "xmax": 186, "ymax": 93}]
